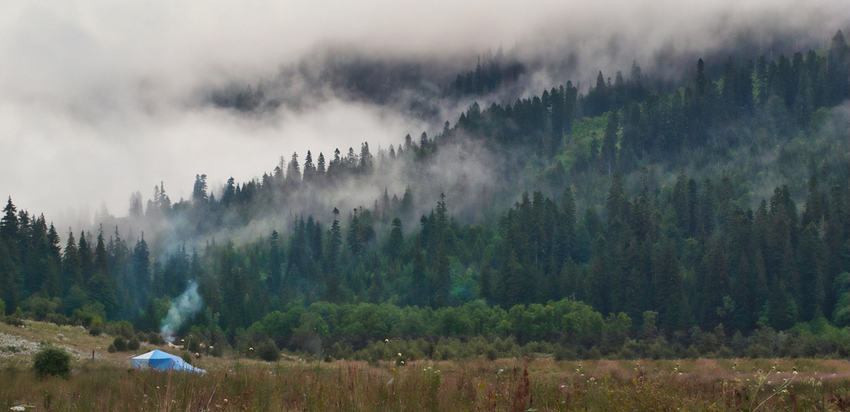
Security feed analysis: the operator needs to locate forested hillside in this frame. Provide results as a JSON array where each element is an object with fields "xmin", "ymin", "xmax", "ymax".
[{"xmin": 1, "ymin": 31, "xmax": 848, "ymax": 360}]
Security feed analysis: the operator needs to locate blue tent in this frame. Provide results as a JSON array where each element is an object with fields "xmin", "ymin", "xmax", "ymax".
[{"xmin": 131, "ymin": 350, "xmax": 207, "ymax": 374}]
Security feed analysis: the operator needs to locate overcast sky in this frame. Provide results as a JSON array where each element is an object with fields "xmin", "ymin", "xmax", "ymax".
[{"xmin": 0, "ymin": 0, "xmax": 846, "ymax": 226}]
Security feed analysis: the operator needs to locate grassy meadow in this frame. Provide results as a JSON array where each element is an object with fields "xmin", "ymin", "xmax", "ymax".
[
  {"xmin": 3, "ymin": 321, "xmax": 850, "ymax": 411},
  {"xmin": 4, "ymin": 357, "xmax": 850, "ymax": 411}
]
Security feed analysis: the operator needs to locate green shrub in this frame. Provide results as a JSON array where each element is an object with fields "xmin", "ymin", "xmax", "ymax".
[
  {"xmin": 583, "ymin": 347, "xmax": 601, "ymax": 360},
  {"xmin": 45, "ymin": 313, "xmax": 70, "ymax": 326},
  {"xmin": 485, "ymin": 345, "xmax": 498, "ymax": 361},
  {"xmin": 210, "ymin": 343, "xmax": 224, "ymax": 358},
  {"xmin": 553, "ymin": 345, "xmax": 576, "ymax": 361},
  {"xmin": 115, "ymin": 321, "xmax": 134, "ymax": 339},
  {"xmin": 32, "ymin": 345, "xmax": 71, "ymax": 379},
  {"xmin": 146, "ymin": 332, "xmax": 166, "ymax": 346},
  {"xmin": 617, "ymin": 346, "xmax": 636, "ymax": 360},
  {"xmin": 187, "ymin": 337, "xmax": 200, "ymax": 353},
  {"xmin": 112, "ymin": 336, "xmax": 128, "ymax": 352},
  {"xmin": 647, "ymin": 338, "xmax": 676, "ymax": 360},
  {"xmin": 72, "ymin": 309, "xmax": 94, "ymax": 327},
  {"xmin": 107, "ymin": 344, "xmax": 116, "ymax": 353},
  {"xmin": 715, "ymin": 346, "xmax": 734, "ymax": 359},
  {"xmin": 180, "ymin": 351, "xmax": 193, "ymax": 365},
  {"xmin": 3, "ymin": 315, "xmax": 24, "ymax": 327},
  {"xmin": 746, "ymin": 344, "xmax": 774, "ymax": 359},
  {"xmin": 256, "ymin": 339, "xmax": 281, "ymax": 362},
  {"xmin": 127, "ymin": 336, "xmax": 140, "ymax": 351},
  {"xmin": 87, "ymin": 317, "xmax": 103, "ymax": 336}
]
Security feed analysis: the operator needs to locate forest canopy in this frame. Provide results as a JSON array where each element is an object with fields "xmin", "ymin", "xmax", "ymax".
[{"xmin": 1, "ymin": 31, "xmax": 848, "ymax": 359}]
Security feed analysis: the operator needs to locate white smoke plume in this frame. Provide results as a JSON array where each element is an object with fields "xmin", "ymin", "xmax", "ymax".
[{"xmin": 160, "ymin": 281, "xmax": 203, "ymax": 343}]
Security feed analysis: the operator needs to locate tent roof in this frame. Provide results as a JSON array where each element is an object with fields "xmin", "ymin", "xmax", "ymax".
[
  {"xmin": 132, "ymin": 349, "xmax": 172, "ymax": 361},
  {"xmin": 131, "ymin": 349, "xmax": 207, "ymax": 374}
]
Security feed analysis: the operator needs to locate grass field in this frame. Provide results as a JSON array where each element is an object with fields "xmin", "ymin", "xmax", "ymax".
[{"xmin": 3, "ymin": 321, "xmax": 850, "ymax": 411}]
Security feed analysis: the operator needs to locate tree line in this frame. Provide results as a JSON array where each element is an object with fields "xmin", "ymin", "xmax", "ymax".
[{"xmin": 0, "ymin": 32, "xmax": 847, "ymax": 352}]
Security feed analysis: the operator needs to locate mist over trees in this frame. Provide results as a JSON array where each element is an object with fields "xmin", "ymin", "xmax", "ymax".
[{"xmin": 1, "ymin": 31, "xmax": 848, "ymax": 358}]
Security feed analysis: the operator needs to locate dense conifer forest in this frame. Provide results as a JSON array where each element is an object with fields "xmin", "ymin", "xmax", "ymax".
[{"xmin": 1, "ymin": 31, "xmax": 848, "ymax": 360}]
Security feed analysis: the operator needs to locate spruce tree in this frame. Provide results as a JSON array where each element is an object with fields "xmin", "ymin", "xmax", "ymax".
[
  {"xmin": 601, "ymin": 111, "xmax": 618, "ymax": 174},
  {"xmin": 797, "ymin": 223, "xmax": 824, "ymax": 321}
]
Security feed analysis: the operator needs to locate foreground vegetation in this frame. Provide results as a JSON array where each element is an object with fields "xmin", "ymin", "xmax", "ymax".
[
  {"xmin": 4, "ymin": 320, "xmax": 850, "ymax": 411},
  {"xmin": 4, "ymin": 356, "xmax": 850, "ymax": 411}
]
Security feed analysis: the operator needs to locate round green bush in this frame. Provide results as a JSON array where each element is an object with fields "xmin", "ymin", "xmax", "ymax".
[
  {"xmin": 127, "ymin": 336, "xmax": 140, "ymax": 351},
  {"xmin": 187, "ymin": 337, "xmax": 200, "ymax": 353},
  {"xmin": 147, "ymin": 332, "xmax": 166, "ymax": 346},
  {"xmin": 210, "ymin": 343, "xmax": 224, "ymax": 358},
  {"xmin": 87, "ymin": 317, "xmax": 104, "ymax": 336},
  {"xmin": 256, "ymin": 339, "xmax": 281, "ymax": 362},
  {"xmin": 113, "ymin": 336, "xmax": 128, "ymax": 352},
  {"xmin": 180, "ymin": 351, "xmax": 194, "ymax": 364},
  {"xmin": 33, "ymin": 345, "xmax": 71, "ymax": 379}
]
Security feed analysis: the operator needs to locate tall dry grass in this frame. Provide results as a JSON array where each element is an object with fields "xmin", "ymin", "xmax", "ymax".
[{"xmin": 3, "ymin": 358, "xmax": 850, "ymax": 411}]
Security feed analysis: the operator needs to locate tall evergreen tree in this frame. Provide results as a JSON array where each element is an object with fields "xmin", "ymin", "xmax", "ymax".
[
  {"xmin": 797, "ymin": 223, "xmax": 824, "ymax": 321},
  {"xmin": 601, "ymin": 111, "xmax": 619, "ymax": 174},
  {"xmin": 0, "ymin": 237, "xmax": 17, "ymax": 315}
]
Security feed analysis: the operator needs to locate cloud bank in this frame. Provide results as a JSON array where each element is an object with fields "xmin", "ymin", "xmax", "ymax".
[{"xmin": 0, "ymin": 0, "xmax": 846, "ymax": 225}]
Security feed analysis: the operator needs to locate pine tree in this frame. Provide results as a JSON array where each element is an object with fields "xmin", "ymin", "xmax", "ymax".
[
  {"xmin": 701, "ymin": 239, "xmax": 730, "ymax": 326},
  {"xmin": 132, "ymin": 234, "xmax": 150, "ymax": 305},
  {"xmin": 303, "ymin": 151, "xmax": 316, "ymax": 182},
  {"xmin": 560, "ymin": 187, "xmax": 576, "ymax": 263},
  {"xmin": 587, "ymin": 236, "xmax": 611, "ymax": 316},
  {"xmin": 387, "ymin": 218, "xmax": 403, "ymax": 261},
  {"xmin": 501, "ymin": 248, "xmax": 524, "ymax": 308},
  {"xmin": 62, "ymin": 230, "xmax": 81, "ymax": 292},
  {"xmin": 286, "ymin": 152, "xmax": 301, "ymax": 189},
  {"xmin": 78, "ymin": 232, "xmax": 94, "ymax": 286},
  {"xmin": 192, "ymin": 174, "xmax": 208, "ymax": 205},
  {"xmin": 42, "ymin": 223, "xmax": 62, "ymax": 297},
  {"xmin": 347, "ymin": 210, "xmax": 362, "ymax": 256},
  {"xmin": 0, "ymin": 198, "xmax": 18, "ymax": 244},
  {"xmin": 94, "ymin": 226, "xmax": 109, "ymax": 279},
  {"xmin": 601, "ymin": 111, "xmax": 618, "ymax": 174},
  {"xmin": 411, "ymin": 240, "xmax": 428, "ymax": 307},
  {"xmin": 269, "ymin": 230, "xmax": 282, "ymax": 294},
  {"xmin": 655, "ymin": 239, "xmax": 688, "ymax": 329},
  {"xmin": 479, "ymin": 263, "xmax": 492, "ymax": 302},
  {"xmin": 0, "ymin": 237, "xmax": 17, "ymax": 315},
  {"xmin": 797, "ymin": 223, "xmax": 824, "ymax": 321}
]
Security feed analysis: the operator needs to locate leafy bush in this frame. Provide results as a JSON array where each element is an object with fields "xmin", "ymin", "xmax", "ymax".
[
  {"xmin": 715, "ymin": 346, "xmax": 734, "ymax": 359},
  {"xmin": 256, "ymin": 339, "xmax": 281, "ymax": 362},
  {"xmin": 146, "ymin": 332, "xmax": 166, "ymax": 346},
  {"xmin": 112, "ymin": 336, "xmax": 128, "ymax": 352},
  {"xmin": 187, "ymin": 337, "xmax": 200, "ymax": 353},
  {"xmin": 180, "ymin": 351, "xmax": 193, "ymax": 364},
  {"xmin": 32, "ymin": 345, "xmax": 71, "ymax": 379},
  {"xmin": 87, "ymin": 317, "xmax": 104, "ymax": 336},
  {"xmin": 485, "ymin": 345, "xmax": 498, "ymax": 361},
  {"xmin": 107, "ymin": 344, "xmax": 116, "ymax": 353},
  {"xmin": 553, "ymin": 345, "xmax": 576, "ymax": 361},
  {"xmin": 583, "ymin": 347, "xmax": 601, "ymax": 360},
  {"xmin": 127, "ymin": 336, "xmax": 140, "ymax": 351},
  {"xmin": 106, "ymin": 321, "xmax": 134, "ymax": 339},
  {"xmin": 2, "ymin": 315, "xmax": 24, "ymax": 327},
  {"xmin": 746, "ymin": 344, "xmax": 773, "ymax": 359},
  {"xmin": 45, "ymin": 313, "xmax": 70, "ymax": 326},
  {"xmin": 210, "ymin": 343, "xmax": 224, "ymax": 358}
]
